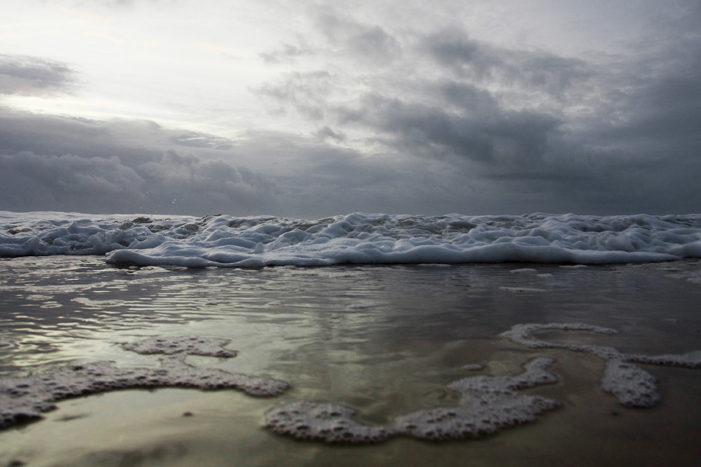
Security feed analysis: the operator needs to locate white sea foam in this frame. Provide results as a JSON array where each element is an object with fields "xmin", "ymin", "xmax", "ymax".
[
  {"xmin": 121, "ymin": 336, "xmax": 238, "ymax": 358},
  {"xmin": 2, "ymin": 211, "xmax": 701, "ymax": 267},
  {"xmin": 265, "ymin": 402, "xmax": 397, "ymax": 443},
  {"xmin": 500, "ymin": 323, "xmax": 701, "ymax": 407},
  {"xmin": 266, "ymin": 358, "xmax": 560, "ymax": 443},
  {"xmin": 0, "ymin": 358, "xmax": 290, "ymax": 429},
  {"xmin": 0, "ymin": 336, "xmax": 289, "ymax": 430}
]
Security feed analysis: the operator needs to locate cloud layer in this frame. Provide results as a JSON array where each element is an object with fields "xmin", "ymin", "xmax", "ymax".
[{"xmin": 1, "ymin": 1, "xmax": 700, "ymax": 217}]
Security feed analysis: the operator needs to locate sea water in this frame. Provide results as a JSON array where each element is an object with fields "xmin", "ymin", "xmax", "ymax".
[{"xmin": 1, "ymin": 212, "xmax": 701, "ymax": 466}]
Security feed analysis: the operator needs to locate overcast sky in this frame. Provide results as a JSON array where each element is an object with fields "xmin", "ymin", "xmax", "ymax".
[{"xmin": 1, "ymin": 0, "xmax": 699, "ymax": 217}]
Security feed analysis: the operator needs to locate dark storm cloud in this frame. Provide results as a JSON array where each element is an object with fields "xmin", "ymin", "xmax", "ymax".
[
  {"xmin": 0, "ymin": 105, "xmax": 464, "ymax": 217},
  {"xmin": 0, "ymin": 109, "xmax": 277, "ymax": 215},
  {"xmin": 334, "ymin": 92, "xmax": 561, "ymax": 165},
  {"xmin": 421, "ymin": 30, "xmax": 592, "ymax": 98},
  {"xmin": 233, "ymin": 131, "xmax": 450, "ymax": 217},
  {"xmin": 0, "ymin": 109, "xmax": 164, "ymax": 165},
  {"xmin": 251, "ymin": 0, "xmax": 701, "ymax": 215},
  {"xmin": 3, "ymin": 3, "xmax": 700, "ymax": 216},
  {"xmin": 1, "ymin": 152, "xmax": 143, "ymax": 196},
  {"xmin": 0, "ymin": 149, "xmax": 277, "ymax": 215},
  {"xmin": 583, "ymin": 45, "xmax": 701, "ymax": 158},
  {"xmin": 0, "ymin": 54, "xmax": 78, "ymax": 95}
]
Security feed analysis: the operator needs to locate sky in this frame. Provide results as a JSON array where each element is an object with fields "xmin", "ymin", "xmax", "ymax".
[{"xmin": 0, "ymin": 0, "xmax": 700, "ymax": 218}]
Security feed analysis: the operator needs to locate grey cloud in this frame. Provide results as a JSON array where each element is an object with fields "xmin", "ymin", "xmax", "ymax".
[
  {"xmin": 0, "ymin": 152, "xmax": 145, "ymax": 213},
  {"xmin": 0, "ymin": 109, "xmax": 232, "ymax": 163},
  {"xmin": 0, "ymin": 109, "xmax": 278, "ymax": 215},
  {"xmin": 255, "ymin": 71, "xmax": 334, "ymax": 120},
  {"xmin": 0, "ymin": 54, "xmax": 78, "ymax": 96},
  {"xmin": 335, "ymin": 93, "xmax": 561, "ymax": 165},
  {"xmin": 0, "ymin": 149, "xmax": 277, "ymax": 215},
  {"xmin": 4, "ymin": 0, "xmax": 701, "ymax": 218},
  {"xmin": 260, "ymin": 9, "xmax": 401, "ymax": 69},
  {"xmin": 312, "ymin": 126, "xmax": 347, "ymax": 143},
  {"xmin": 1, "ymin": 152, "xmax": 143, "ymax": 196},
  {"xmin": 260, "ymin": 38, "xmax": 313, "ymax": 64},
  {"xmin": 251, "ymin": 7, "xmax": 701, "ymax": 215},
  {"xmin": 315, "ymin": 10, "xmax": 401, "ymax": 64},
  {"xmin": 242, "ymin": 135, "xmax": 450, "ymax": 216},
  {"xmin": 138, "ymin": 150, "xmax": 275, "ymax": 201},
  {"xmin": 169, "ymin": 132, "xmax": 235, "ymax": 150},
  {"xmin": 422, "ymin": 29, "xmax": 593, "ymax": 98},
  {"xmin": 0, "ymin": 109, "xmax": 163, "ymax": 166},
  {"xmin": 437, "ymin": 82, "xmax": 500, "ymax": 115}
]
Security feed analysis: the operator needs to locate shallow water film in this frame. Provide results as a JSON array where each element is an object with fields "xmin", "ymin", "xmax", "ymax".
[{"xmin": 1, "ymin": 257, "xmax": 701, "ymax": 466}]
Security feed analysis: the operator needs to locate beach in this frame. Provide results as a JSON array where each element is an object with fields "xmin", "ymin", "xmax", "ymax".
[{"xmin": 1, "ymin": 256, "xmax": 700, "ymax": 466}]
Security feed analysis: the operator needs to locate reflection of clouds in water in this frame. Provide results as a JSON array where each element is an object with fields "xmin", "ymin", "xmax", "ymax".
[
  {"xmin": 2, "ymin": 256, "xmax": 701, "ymax": 451},
  {"xmin": 71, "ymin": 297, "xmax": 122, "ymax": 308},
  {"xmin": 268, "ymin": 323, "xmax": 701, "ymax": 444}
]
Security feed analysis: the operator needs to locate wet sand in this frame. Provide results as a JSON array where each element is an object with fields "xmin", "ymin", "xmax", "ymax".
[{"xmin": 1, "ymin": 257, "xmax": 700, "ymax": 466}]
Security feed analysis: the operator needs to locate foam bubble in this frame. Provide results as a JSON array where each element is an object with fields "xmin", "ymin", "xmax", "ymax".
[
  {"xmin": 266, "ymin": 402, "xmax": 396, "ymax": 443},
  {"xmin": 395, "ymin": 358, "xmax": 560, "ymax": 440},
  {"xmin": 625, "ymin": 351, "xmax": 701, "ymax": 368},
  {"xmin": 602, "ymin": 360, "xmax": 660, "ymax": 407},
  {"xmin": 266, "ymin": 358, "xmax": 560, "ymax": 443},
  {"xmin": 500, "ymin": 323, "xmax": 701, "ymax": 407},
  {"xmin": 122, "ymin": 336, "xmax": 237, "ymax": 358}
]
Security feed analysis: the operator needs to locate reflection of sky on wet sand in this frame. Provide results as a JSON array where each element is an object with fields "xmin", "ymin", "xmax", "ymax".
[{"xmin": 1, "ymin": 257, "xmax": 701, "ymax": 465}]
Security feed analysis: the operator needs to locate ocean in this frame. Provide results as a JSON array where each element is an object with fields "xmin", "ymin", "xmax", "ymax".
[{"xmin": 1, "ymin": 211, "xmax": 700, "ymax": 466}]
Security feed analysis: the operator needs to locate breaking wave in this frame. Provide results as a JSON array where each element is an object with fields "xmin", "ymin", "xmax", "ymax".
[{"xmin": 1, "ymin": 211, "xmax": 701, "ymax": 267}]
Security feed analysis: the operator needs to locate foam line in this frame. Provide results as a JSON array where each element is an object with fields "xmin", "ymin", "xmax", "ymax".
[
  {"xmin": 500, "ymin": 323, "xmax": 701, "ymax": 407},
  {"xmin": 122, "ymin": 336, "xmax": 238, "ymax": 358},
  {"xmin": 0, "ymin": 358, "xmax": 290, "ymax": 430},
  {"xmin": 266, "ymin": 358, "xmax": 560, "ymax": 443},
  {"xmin": 2, "ymin": 211, "xmax": 700, "ymax": 267},
  {"xmin": 0, "ymin": 335, "xmax": 289, "ymax": 430}
]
